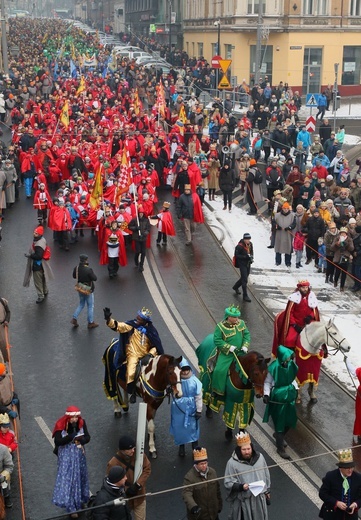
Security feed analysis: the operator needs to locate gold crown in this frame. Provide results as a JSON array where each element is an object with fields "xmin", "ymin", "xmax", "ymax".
[
  {"xmin": 338, "ymin": 449, "xmax": 354, "ymax": 465},
  {"xmin": 140, "ymin": 307, "xmax": 152, "ymax": 319},
  {"xmin": 193, "ymin": 447, "xmax": 208, "ymax": 462},
  {"xmin": 163, "ymin": 201, "xmax": 171, "ymax": 208},
  {"xmin": 235, "ymin": 432, "xmax": 251, "ymax": 446}
]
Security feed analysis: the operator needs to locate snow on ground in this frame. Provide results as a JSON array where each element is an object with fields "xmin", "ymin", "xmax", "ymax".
[{"xmin": 203, "ymin": 197, "xmax": 361, "ymax": 392}]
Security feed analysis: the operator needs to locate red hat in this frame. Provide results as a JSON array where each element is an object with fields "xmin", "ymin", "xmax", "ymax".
[
  {"xmin": 34, "ymin": 226, "xmax": 44, "ymax": 235},
  {"xmin": 65, "ymin": 406, "xmax": 81, "ymax": 416},
  {"xmin": 297, "ymin": 280, "xmax": 310, "ymax": 288}
]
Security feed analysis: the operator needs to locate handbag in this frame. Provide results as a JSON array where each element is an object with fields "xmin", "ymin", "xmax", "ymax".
[{"xmin": 74, "ymin": 267, "xmax": 92, "ymax": 296}]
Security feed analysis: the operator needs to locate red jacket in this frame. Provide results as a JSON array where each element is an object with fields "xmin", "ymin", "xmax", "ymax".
[{"xmin": 0, "ymin": 429, "xmax": 18, "ymax": 452}]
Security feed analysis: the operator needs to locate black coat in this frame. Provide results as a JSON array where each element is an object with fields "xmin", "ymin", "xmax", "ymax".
[
  {"xmin": 219, "ymin": 166, "xmax": 235, "ymax": 192},
  {"xmin": 93, "ymin": 480, "xmax": 131, "ymax": 520},
  {"xmin": 128, "ymin": 215, "xmax": 150, "ymax": 242},
  {"xmin": 306, "ymin": 216, "xmax": 326, "ymax": 241},
  {"xmin": 319, "ymin": 469, "xmax": 361, "ymax": 520},
  {"xmin": 353, "ymin": 234, "xmax": 361, "ymax": 266},
  {"xmin": 234, "ymin": 239, "xmax": 254, "ymax": 267},
  {"xmin": 177, "ymin": 192, "xmax": 194, "ymax": 219},
  {"xmin": 73, "ymin": 262, "xmax": 97, "ymax": 292}
]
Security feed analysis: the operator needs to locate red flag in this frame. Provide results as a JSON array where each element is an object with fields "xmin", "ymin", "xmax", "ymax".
[{"xmin": 115, "ymin": 146, "xmax": 131, "ymax": 206}]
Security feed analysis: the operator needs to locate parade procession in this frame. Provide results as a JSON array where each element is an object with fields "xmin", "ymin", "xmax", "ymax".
[{"xmin": 2, "ymin": 11, "xmax": 361, "ymax": 520}]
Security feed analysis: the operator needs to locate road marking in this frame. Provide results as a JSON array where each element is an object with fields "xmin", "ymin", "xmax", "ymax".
[
  {"xmin": 144, "ymin": 253, "xmax": 199, "ymax": 368},
  {"xmin": 35, "ymin": 416, "xmax": 53, "ymax": 445}
]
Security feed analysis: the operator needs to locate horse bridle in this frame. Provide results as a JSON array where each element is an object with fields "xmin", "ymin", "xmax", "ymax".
[
  {"xmin": 233, "ymin": 352, "xmax": 265, "ymax": 392},
  {"xmin": 304, "ymin": 322, "xmax": 348, "ymax": 355},
  {"xmin": 141, "ymin": 363, "xmax": 182, "ymax": 401}
]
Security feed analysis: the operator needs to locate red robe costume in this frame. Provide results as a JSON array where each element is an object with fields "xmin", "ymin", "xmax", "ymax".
[
  {"xmin": 33, "ymin": 188, "xmax": 51, "ymax": 210},
  {"xmin": 48, "ymin": 206, "xmax": 72, "ymax": 231},
  {"xmin": 273, "ymin": 289, "xmax": 322, "ymax": 386},
  {"xmin": 353, "ymin": 367, "xmax": 361, "ymax": 437},
  {"xmin": 155, "ymin": 210, "xmax": 176, "ymax": 236},
  {"xmin": 100, "ymin": 228, "xmax": 127, "ymax": 266},
  {"xmin": 192, "ymin": 193, "xmax": 204, "ymax": 224}
]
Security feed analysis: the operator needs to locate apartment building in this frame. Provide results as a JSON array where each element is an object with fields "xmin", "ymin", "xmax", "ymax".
[{"xmin": 183, "ymin": 0, "xmax": 361, "ymax": 94}]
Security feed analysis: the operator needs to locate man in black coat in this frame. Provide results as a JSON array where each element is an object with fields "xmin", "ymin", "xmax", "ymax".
[
  {"xmin": 71, "ymin": 254, "xmax": 98, "ymax": 329},
  {"xmin": 305, "ymin": 208, "xmax": 326, "ymax": 266},
  {"xmin": 319, "ymin": 449, "xmax": 361, "ymax": 519},
  {"xmin": 232, "ymin": 233, "xmax": 254, "ymax": 302},
  {"xmin": 177, "ymin": 184, "xmax": 194, "ymax": 245},
  {"xmin": 128, "ymin": 206, "xmax": 151, "ymax": 273},
  {"xmin": 92, "ymin": 466, "xmax": 131, "ymax": 520},
  {"xmin": 319, "ymin": 118, "xmax": 332, "ymax": 146},
  {"xmin": 218, "ymin": 161, "xmax": 235, "ymax": 212}
]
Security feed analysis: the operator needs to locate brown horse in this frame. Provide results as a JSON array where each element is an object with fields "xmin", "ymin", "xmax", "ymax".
[
  {"xmin": 103, "ymin": 339, "xmax": 182, "ymax": 458},
  {"xmin": 197, "ymin": 334, "xmax": 269, "ymax": 439}
]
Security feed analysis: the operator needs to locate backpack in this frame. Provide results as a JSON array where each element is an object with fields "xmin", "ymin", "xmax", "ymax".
[
  {"xmin": 84, "ymin": 494, "xmax": 97, "ymax": 520},
  {"xmin": 42, "ymin": 245, "xmax": 51, "ymax": 261},
  {"xmin": 253, "ymin": 168, "xmax": 263, "ymax": 184}
]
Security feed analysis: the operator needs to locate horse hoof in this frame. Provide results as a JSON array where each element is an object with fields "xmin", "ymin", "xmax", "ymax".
[
  {"xmin": 225, "ymin": 430, "xmax": 233, "ymax": 441},
  {"xmin": 151, "ymin": 451, "xmax": 157, "ymax": 459},
  {"xmin": 206, "ymin": 408, "xmax": 213, "ymax": 419},
  {"xmin": 309, "ymin": 397, "xmax": 318, "ymax": 404},
  {"xmin": 114, "ymin": 411, "xmax": 122, "ymax": 418}
]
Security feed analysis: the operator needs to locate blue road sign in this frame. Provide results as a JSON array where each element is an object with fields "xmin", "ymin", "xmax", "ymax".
[{"xmin": 306, "ymin": 93, "xmax": 320, "ymax": 107}]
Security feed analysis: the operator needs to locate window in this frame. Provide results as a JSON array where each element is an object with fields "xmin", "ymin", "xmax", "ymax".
[
  {"xmin": 350, "ymin": 0, "xmax": 361, "ymax": 15},
  {"xmin": 248, "ymin": 0, "xmax": 260, "ymax": 14},
  {"xmin": 342, "ymin": 46, "xmax": 361, "ymax": 85},
  {"xmin": 303, "ymin": 0, "xmax": 328, "ymax": 15},
  {"xmin": 249, "ymin": 45, "xmax": 273, "ymax": 86},
  {"xmin": 225, "ymin": 44, "xmax": 232, "ymax": 59},
  {"xmin": 198, "ymin": 42, "xmax": 204, "ymax": 57},
  {"xmin": 212, "ymin": 43, "xmax": 219, "ymax": 56},
  {"xmin": 302, "ymin": 47, "xmax": 322, "ymax": 93}
]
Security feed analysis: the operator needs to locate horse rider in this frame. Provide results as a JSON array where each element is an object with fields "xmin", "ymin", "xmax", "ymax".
[
  {"xmin": 273, "ymin": 279, "xmax": 320, "ymax": 354},
  {"xmin": 211, "ymin": 305, "xmax": 251, "ymax": 400},
  {"xmin": 103, "ymin": 307, "xmax": 164, "ymax": 403},
  {"xmin": 263, "ymin": 345, "xmax": 298, "ymax": 460}
]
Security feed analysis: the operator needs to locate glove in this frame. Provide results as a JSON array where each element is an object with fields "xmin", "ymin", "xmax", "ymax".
[
  {"xmin": 263, "ymin": 395, "xmax": 270, "ymax": 404},
  {"xmin": 126, "ymin": 483, "xmax": 140, "ymax": 497},
  {"xmin": 11, "ymin": 398, "xmax": 19, "ymax": 405},
  {"xmin": 249, "ymin": 255, "xmax": 254, "ymax": 264},
  {"xmin": 0, "ymin": 475, "xmax": 5, "ymax": 484},
  {"xmin": 293, "ymin": 324, "xmax": 303, "ymax": 333},
  {"xmin": 304, "ymin": 315, "xmax": 312, "ymax": 325},
  {"xmin": 241, "ymin": 346, "xmax": 248, "ymax": 353},
  {"xmin": 141, "ymin": 354, "xmax": 152, "ymax": 366},
  {"xmin": 103, "ymin": 307, "xmax": 112, "ymax": 321},
  {"xmin": 229, "ymin": 346, "xmax": 236, "ymax": 353},
  {"xmin": 191, "ymin": 506, "xmax": 201, "ymax": 515},
  {"xmin": 8, "ymin": 410, "xmax": 17, "ymax": 419},
  {"xmin": 195, "ymin": 411, "xmax": 202, "ymax": 420},
  {"xmin": 24, "ymin": 253, "xmax": 31, "ymax": 258}
]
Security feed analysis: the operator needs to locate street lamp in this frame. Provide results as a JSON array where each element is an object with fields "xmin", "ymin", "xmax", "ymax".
[
  {"xmin": 0, "ymin": 0, "xmax": 8, "ymax": 75},
  {"xmin": 214, "ymin": 20, "xmax": 221, "ymax": 95},
  {"xmin": 168, "ymin": 0, "xmax": 172, "ymax": 50}
]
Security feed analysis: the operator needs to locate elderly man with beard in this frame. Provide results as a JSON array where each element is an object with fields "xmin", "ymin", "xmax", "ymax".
[
  {"xmin": 274, "ymin": 201, "xmax": 296, "ymax": 267},
  {"xmin": 224, "ymin": 432, "xmax": 271, "ymax": 520}
]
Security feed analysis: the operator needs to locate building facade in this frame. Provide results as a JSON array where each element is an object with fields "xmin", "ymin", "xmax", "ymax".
[{"xmin": 183, "ymin": 0, "xmax": 361, "ymax": 95}]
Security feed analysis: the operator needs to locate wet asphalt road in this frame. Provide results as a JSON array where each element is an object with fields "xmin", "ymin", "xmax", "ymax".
[
  {"xmin": 0, "ymin": 185, "xmax": 329, "ymax": 520},
  {"xmin": 0, "ymin": 115, "xmax": 357, "ymax": 518}
]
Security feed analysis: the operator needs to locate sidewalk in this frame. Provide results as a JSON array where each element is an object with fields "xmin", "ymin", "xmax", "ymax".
[{"xmin": 203, "ymin": 147, "xmax": 361, "ymax": 392}]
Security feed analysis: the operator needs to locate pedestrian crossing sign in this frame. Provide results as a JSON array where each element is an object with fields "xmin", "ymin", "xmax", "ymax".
[
  {"xmin": 306, "ymin": 93, "xmax": 320, "ymax": 107},
  {"xmin": 218, "ymin": 74, "xmax": 231, "ymax": 89}
]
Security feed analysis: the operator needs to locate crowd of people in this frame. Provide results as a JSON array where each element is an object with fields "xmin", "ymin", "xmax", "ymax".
[{"xmin": 0, "ymin": 13, "xmax": 361, "ymax": 520}]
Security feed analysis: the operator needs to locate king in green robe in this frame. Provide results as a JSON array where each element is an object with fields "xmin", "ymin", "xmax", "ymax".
[{"xmin": 211, "ymin": 305, "xmax": 251, "ymax": 397}]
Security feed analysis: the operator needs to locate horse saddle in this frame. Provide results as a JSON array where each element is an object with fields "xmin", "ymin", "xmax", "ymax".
[{"xmin": 207, "ymin": 352, "xmax": 218, "ymax": 372}]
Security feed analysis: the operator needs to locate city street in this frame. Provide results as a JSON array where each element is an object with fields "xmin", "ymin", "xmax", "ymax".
[{"xmin": 1, "ymin": 183, "xmax": 355, "ymax": 519}]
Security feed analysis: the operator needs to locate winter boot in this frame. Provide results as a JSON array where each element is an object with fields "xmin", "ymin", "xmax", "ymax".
[
  {"xmin": 275, "ymin": 432, "xmax": 291, "ymax": 459},
  {"xmin": 243, "ymin": 290, "xmax": 251, "ymax": 302},
  {"xmin": 178, "ymin": 444, "xmax": 185, "ymax": 457}
]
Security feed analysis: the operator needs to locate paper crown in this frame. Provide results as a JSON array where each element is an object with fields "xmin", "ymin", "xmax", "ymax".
[
  {"xmin": 163, "ymin": 201, "xmax": 171, "ymax": 208},
  {"xmin": 235, "ymin": 432, "xmax": 251, "ymax": 446},
  {"xmin": 138, "ymin": 307, "xmax": 152, "ymax": 321},
  {"xmin": 193, "ymin": 447, "xmax": 208, "ymax": 462},
  {"xmin": 0, "ymin": 414, "xmax": 10, "ymax": 425},
  {"xmin": 337, "ymin": 449, "xmax": 355, "ymax": 468},
  {"xmin": 184, "ymin": 184, "xmax": 191, "ymax": 190}
]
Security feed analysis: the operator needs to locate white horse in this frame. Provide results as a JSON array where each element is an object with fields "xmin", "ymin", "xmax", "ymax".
[{"xmin": 296, "ymin": 318, "xmax": 351, "ymax": 403}]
